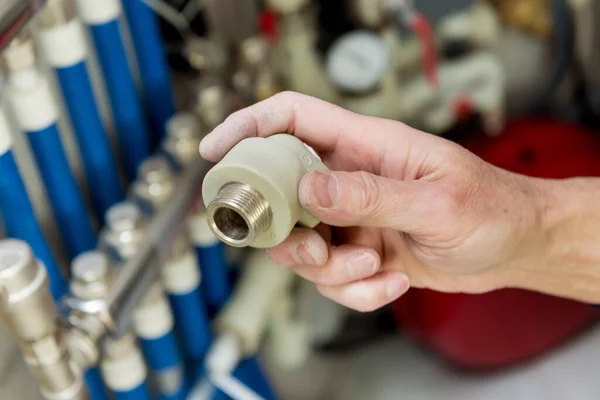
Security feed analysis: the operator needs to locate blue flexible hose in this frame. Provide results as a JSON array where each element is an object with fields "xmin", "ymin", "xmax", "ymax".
[
  {"xmin": 113, "ymin": 382, "xmax": 153, "ymax": 400},
  {"xmin": 138, "ymin": 331, "xmax": 187, "ymax": 399},
  {"xmin": 122, "ymin": 0, "xmax": 177, "ymax": 147},
  {"xmin": 88, "ymin": 19, "xmax": 151, "ymax": 180},
  {"xmin": 0, "ymin": 150, "xmax": 68, "ymax": 300},
  {"xmin": 27, "ymin": 124, "xmax": 97, "ymax": 258},
  {"xmin": 168, "ymin": 288, "xmax": 213, "ymax": 364},
  {"xmin": 55, "ymin": 61, "xmax": 124, "ymax": 219},
  {"xmin": 84, "ymin": 367, "xmax": 111, "ymax": 400}
]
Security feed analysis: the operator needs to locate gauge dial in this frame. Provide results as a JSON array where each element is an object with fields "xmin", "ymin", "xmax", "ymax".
[{"xmin": 326, "ymin": 31, "xmax": 392, "ymax": 94}]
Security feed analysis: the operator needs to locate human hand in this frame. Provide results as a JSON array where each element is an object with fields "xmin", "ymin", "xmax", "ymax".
[{"xmin": 200, "ymin": 92, "xmax": 547, "ymax": 312}]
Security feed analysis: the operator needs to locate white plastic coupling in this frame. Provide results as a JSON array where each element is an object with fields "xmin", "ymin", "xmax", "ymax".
[
  {"xmin": 6, "ymin": 67, "xmax": 60, "ymax": 132},
  {"xmin": 37, "ymin": 18, "xmax": 89, "ymax": 68},
  {"xmin": 203, "ymin": 134, "xmax": 328, "ymax": 248},
  {"xmin": 2, "ymin": 29, "xmax": 37, "ymax": 73},
  {"xmin": 75, "ymin": 0, "xmax": 122, "ymax": 26}
]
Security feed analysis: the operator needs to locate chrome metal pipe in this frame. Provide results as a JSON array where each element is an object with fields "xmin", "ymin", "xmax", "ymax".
[
  {"xmin": 0, "ymin": 239, "xmax": 88, "ymax": 400},
  {"xmin": 105, "ymin": 157, "xmax": 210, "ymax": 337}
]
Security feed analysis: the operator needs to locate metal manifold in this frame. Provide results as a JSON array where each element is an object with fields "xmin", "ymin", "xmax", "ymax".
[{"xmin": 0, "ymin": 1, "xmax": 293, "ymax": 399}]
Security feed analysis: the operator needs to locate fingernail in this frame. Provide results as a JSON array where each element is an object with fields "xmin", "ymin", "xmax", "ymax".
[
  {"xmin": 294, "ymin": 243, "xmax": 318, "ymax": 265},
  {"xmin": 347, "ymin": 252, "xmax": 377, "ymax": 280},
  {"xmin": 312, "ymin": 171, "xmax": 338, "ymax": 209},
  {"xmin": 386, "ymin": 273, "xmax": 409, "ymax": 301}
]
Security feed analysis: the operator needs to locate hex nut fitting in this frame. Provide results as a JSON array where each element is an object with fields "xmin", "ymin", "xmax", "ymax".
[
  {"xmin": 99, "ymin": 202, "xmax": 147, "ymax": 264},
  {"xmin": 131, "ymin": 155, "xmax": 176, "ymax": 214},
  {"xmin": 203, "ymin": 134, "xmax": 327, "ymax": 248},
  {"xmin": 163, "ymin": 112, "xmax": 206, "ymax": 169}
]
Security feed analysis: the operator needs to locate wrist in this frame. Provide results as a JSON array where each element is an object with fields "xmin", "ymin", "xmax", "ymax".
[{"xmin": 504, "ymin": 176, "xmax": 600, "ymax": 303}]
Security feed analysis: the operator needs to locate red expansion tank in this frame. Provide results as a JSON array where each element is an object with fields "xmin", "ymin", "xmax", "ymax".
[{"xmin": 393, "ymin": 118, "xmax": 600, "ymax": 369}]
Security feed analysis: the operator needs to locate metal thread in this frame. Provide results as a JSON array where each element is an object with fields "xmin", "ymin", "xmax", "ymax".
[{"xmin": 207, "ymin": 182, "xmax": 272, "ymax": 247}]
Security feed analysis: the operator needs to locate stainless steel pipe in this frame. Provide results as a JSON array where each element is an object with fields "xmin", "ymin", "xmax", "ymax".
[
  {"xmin": 104, "ymin": 157, "xmax": 210, "ymax": 337},
  {"xmin": 0, "ymin": 239, "xmax": 88, "ymax": 400}
]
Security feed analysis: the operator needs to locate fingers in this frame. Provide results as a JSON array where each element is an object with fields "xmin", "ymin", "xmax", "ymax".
[
  {"xmin": 300, "ymin": 169, "xmax": 439, "ymax": 232},
  {"xmin": 266, "ymin": 226, "xmax": 410, "ymax": 312},
  {"xmin": 316, "ymin": 271, "xmax": 410, "ymax": 313},
  {"xmin": 267, "ymin": 227, "xmax": 382, "ymax": 286},
  {"xmin": 199, "ymin": 91, "xmax": 419, "ymax": 173},
  {"xmin": 266, "ymin": 228, "xmax": 329, "ymax": 267},
  {"xmin": 200, "ymin": 92, "xmax": 342, "ymax": 160},
  {"xmin": 293, "ymin": 246, "xmax": 381, "ymax": 286}
]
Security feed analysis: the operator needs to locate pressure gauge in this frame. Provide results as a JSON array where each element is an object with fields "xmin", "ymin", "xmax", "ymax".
[{"xmin": 326, "ymin": 31, "xmax": 392, "ymax": 94}]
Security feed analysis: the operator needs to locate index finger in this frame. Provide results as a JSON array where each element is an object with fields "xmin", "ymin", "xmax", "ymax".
[{"xmin": 199, "ymin": 91, "xmax": 412, "ymax": 173}]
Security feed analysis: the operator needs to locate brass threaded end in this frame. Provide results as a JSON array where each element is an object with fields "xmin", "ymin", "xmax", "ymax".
[{"xmin": 207, "ymin": 183, "xmax": 272, "ymax": 247}]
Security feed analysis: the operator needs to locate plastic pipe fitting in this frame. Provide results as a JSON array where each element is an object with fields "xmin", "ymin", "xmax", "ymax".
[
  {"xmin": 99, "ymin": 332, "xmax": 151, "ymax": 400},
  {"xmin": 203, "ymin": 134, "xmax": 327, "ymax": 249},
  {"xmin": 213, "ymin": 250, "xmax": 294, "ymax": 358}
]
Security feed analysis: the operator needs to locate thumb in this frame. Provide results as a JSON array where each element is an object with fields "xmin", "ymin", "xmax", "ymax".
[{"xmin": 299, "ymin": 170, "xmax": 441, "ymax": 231}]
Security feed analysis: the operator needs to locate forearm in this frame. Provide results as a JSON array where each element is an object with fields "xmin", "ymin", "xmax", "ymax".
[{"xmin": 505, "ymin": 177, "xmax": 600, "ymax": 304}]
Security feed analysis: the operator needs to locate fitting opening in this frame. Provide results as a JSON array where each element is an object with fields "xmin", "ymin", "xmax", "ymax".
[
  {"xmin": 213, "ymin": 207, "xmax": 250, "ymax": 242},
  {"xmin": 207, "ymin": 182, "xmax": 273, "ymax": 247}
]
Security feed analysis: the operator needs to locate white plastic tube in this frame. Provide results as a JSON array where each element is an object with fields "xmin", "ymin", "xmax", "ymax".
[
  {"xmin": 400, "ymin": 51, "xmax": 505, "ymax": 134},
  {"xmin": 0, "ymin": 107, "xmax": 12, "ymax": 156},
  {"xmin": 214, "ymin": 250, "xmax": 295, "ymax": 356},
  {"xmin": 199, "ymin": 333, "xmax": 266, "ymax": 400},
  {"xmin": 38, "ymin": 19, "xmax": 88, "ymax": 68}
]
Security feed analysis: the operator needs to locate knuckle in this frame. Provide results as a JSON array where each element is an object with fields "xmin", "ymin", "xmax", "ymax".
[
  {"xmin": 276, "ymin": 91, "xmax": 301, "ymax": 105},
  {"xmin": 355, "ymin": 172, "xmax": 384, "ymax": 217}
]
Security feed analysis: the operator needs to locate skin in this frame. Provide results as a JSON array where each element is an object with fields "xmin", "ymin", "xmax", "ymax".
[{"xmin": 200, "ymin": 91, "xmax": 600, "ymax": 312}]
